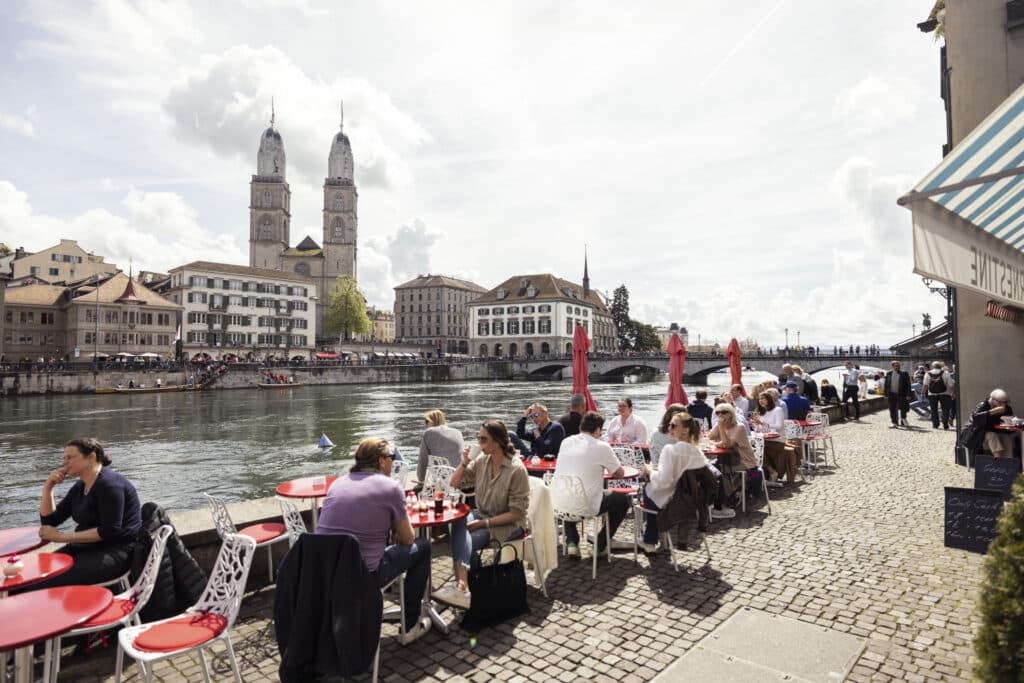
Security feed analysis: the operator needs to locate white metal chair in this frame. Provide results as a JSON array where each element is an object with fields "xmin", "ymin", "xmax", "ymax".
[
  {"xmin": 277, "ymin": 497, "xmax": 308, "ymax": 546},
  {"xmin": 390, "ymin": 459, "xmax": 412, "ymax": 490},
  {"xmin": 784, "ymin": 420, "xmax": 812, "ymax": 481},
  {"xmin": 206, "ymin": 493, "xmax": 289, "ymax": 583},
  {"xmin": 548, "ymin": 474, "xmax": 610, "ymax": 580},
  {"xmin": 49, "ymin": 525, "xmax": 174, "ymax": 683},
  {"xmin": 421, "ymin": 465, "xmax": 459, "ymax": 502},
  {"xmin": 608, "ymin": 445, "xmax": 646, "ymax": 497},
  {"xmin": 427, "ymin": 455, "xmax": 450, "ymax": 468},
  {"xmin": 499, "ymin": 476, "xmax": 551, "ymax": 596},
  {"xmin": 801, "ymin": 413, "xmax": 836, "ymax": 468},
  {"xmin": 96, "ymin": 571, "xmax": 132, "ymax": 592},
  {"xmin": 743, "ymin": 434, "xmax": 772, "ymax": 514},
  {"xmin": 116, "ymin": 533, "xmax": 257, "ymax": 683}
]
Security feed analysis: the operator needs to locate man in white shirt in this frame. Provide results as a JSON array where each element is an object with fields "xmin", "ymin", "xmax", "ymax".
[
  {"xmin": 841, "ymin": 360, "xmax": 861, "ymax": 420},
  {"xmin": 730, "ymin": 384, "xmax": 749, "ymax": 415},
  {"xmin": 602, "ymin": 397, "xmax": 649, "ymax": 444},
  {"xmin": 554, "ymin": 412, "xmax": 629, "ymax": 558}
]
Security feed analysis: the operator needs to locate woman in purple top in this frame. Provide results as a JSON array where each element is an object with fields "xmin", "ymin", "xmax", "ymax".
[
  {"xmin": 317, "ymin": 437, "xmax": 432, "ymax": 644},
  {"xmin": 35, "ymin": 437, "xmax": 142, "ymax": 589}
]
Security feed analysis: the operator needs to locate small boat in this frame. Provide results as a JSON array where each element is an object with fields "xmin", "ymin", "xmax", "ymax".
[
  {"xmin": 113, "ymin": 385, "xmax": 189, "ymax": 394},
  {"xmin": 94, "ymin": 388, "xmax": 117, "ymax": 395},
  {"xmin": 259, "ymin": 382, "xmax": 304, "ymax": 389},
  {"xmin": 318, "ymin": 433, "xmax": 335, "ymax": 451}
]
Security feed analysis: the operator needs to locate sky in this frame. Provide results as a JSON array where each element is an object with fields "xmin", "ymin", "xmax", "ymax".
[{"xmin": 0, "ymin": 1, "xmax": 952, "ymax": 347}]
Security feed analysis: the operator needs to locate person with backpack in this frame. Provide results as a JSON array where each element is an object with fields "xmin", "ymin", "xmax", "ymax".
[{"xmin": 922, "ymin": 361, "xmax": 955, "ymax": 430}]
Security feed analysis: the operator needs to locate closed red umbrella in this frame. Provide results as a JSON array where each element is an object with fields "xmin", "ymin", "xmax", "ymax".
[
  {"xmin": 665, "ymin": 333, "xmax": 689, "ymax": 407},
  {"xmin": 571, "ymin": 325, "xmax": 598, "ymax": 412},
  {"xmin": 727, "ymin": 338, "xmax": 746, "ymax": 397}
]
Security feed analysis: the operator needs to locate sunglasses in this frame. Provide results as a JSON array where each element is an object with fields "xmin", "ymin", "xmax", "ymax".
[
  {"xmin": 669, "ymin": 422, "xmax": 682, "ymax": 429},
  {"xmin": 714, "ymin": 411, "xmax": 729, "ymax": 415},
  {"xmin": 380, "ymin": 452, "xmax": 394, "ymax": 461}
]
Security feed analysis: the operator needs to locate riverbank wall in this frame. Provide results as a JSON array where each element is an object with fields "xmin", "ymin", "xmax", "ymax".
[{"xmin": 0, "ymin": 361, "xmax": 519, "ymax": 396}]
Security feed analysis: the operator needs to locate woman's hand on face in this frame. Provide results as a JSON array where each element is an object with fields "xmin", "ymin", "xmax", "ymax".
[
  {"xmin": 38, "ymin": 525, "xmax": 62, "ymax": 542},
  {"xmin": 461, "ymin": 446, "xmax": 471, "ymax": 466},
  {"xmin": 45, "ymin": 467, "xmax": 67, "ymax": 489}
]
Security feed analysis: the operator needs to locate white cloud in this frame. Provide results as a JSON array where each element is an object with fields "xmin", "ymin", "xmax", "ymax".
[
  {"xmin": 833, "ymin": 76, "xmax": 920, "ymax": 131},
  {"xmin": 358, "ymin": 218, "xmax": 445, "ymax": 307},
  {"xmin": 0, "ymin": 181, "xmax": 245, "ymax": 274},
  {"xmin": 0, "ymin": 112, "xmax": 34, "ymax": 137},
  {"xmin": 832, "ymin": 156, "xmax": 915, "ymax": 251},
  {"xmin": 164, "ymin": 45, "xmax": 430, "ymax": 189}
]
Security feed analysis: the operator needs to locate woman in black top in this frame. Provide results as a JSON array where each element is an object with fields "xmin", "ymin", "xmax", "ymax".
[{"xmin": 35, "ymin": 437, "xmax": 142, "ymax": 588}]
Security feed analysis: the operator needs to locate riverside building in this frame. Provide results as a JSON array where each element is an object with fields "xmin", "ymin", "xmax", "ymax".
[
  {"xmin": 3, "ymin": 272, "xmax": 179, "ymax": 360},
  {"xmin": 166, "ymin": 261, "xmax": 316, "ymax": 361},
  {"xmin": 467, "ymin": 268, "xmax": 615, "ymax": 358},
  {"xmin": 394, "ymin": 275, "xmax": 487, "ymax": 356},
  {"xmin": 5, "ymin": 239, "xmax": 117, "ymax": 284},
  {"xmin": 247, "ymin": 104, "xmax": 358, "ymax": 341}
]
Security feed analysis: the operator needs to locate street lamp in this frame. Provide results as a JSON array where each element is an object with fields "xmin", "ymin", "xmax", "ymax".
[
  {"xmin": 785, "ymin": 327, "xmax": 789, "ymax": 349},
  {"xmin": 797, "ymin": 330, "xmax": 801, "ymax": 349}
]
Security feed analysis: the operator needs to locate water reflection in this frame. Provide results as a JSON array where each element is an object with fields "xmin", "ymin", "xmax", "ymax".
[{"xmin": 0, "ymin": 371, "xmax": 781, "ymax": 526}]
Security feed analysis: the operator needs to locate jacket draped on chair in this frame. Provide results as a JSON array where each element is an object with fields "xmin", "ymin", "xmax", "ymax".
[
  {"xmin": 657, "ymin": 467, "xmax": 716, "ymax": 533},
  {"xmin": 130, "ymin": 502, "xmax": 208, "ymax": 623}
]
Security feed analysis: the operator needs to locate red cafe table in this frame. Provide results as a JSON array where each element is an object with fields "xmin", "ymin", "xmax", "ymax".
[
  {"xmin": 276, "ymin": 476, "xmax": 338, "ymax": 528},
  {"xmin": 408, "ymin": 503, "xmax": 470, "ymax": 634},
  {"xmin": 520, "ymin": 458, "xmax": 640, "ymax": 480},
  {"xmin": 0, "ymin": 585, "xmax": 112, "ymax": 683},
  {"xmin": 0, "ymin": 527, "xmax": 45, "ymax": 558},
  {"xmin": 0, "ymin": 553, "xmax": 73, "ymax": 597}
]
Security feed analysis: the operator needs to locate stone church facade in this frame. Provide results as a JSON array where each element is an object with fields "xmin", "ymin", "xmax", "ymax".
[{"xmin": 248, "ymin": 105, "xmax": 358, "ymax": 340}]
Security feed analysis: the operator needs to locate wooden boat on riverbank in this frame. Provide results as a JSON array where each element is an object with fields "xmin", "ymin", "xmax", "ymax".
[
  {"xmin": 95, "ymin": 385, "xmax": 192, "ymax": 394},
  {"xmin": 258, "ymin": 382, "xmax": 304, "ymax": 389}
]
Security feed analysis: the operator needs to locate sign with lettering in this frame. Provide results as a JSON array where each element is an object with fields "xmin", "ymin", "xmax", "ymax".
[
  {"xmin": 944, "ymin": 487, "xmax": 1004, "ymax": 554},
  {"xmin": 974, "ymin": 455, "xmax": 1021, "ymax": 500},
  {"xmin": 911, "ymin": 200, "xmax": 1024, "ymax": 307}
]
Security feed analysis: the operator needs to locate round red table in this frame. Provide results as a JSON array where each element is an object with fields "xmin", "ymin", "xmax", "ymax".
[
  {"xmin": 0, "ymin": 553, "xmax": 73, "ymax": 595},
  {"xmin": 0, "ymin": 527, "xmax": 45, "ymax": 558},
  {"xmin": 521, "ymin": 457, "xmax": 557, "ymax": 473},
  {"xmin": 408, "ymin": 503, "xmax": 470, "ymax": 634},
  {"xmin": 0, "ymin": 585, "xmax": 112, "ymax": 683},
  {"xmin": 704, "ymin": 447, "xmax": 732, "ymax": 458},
  {"xmin": 276, "ymin": 475, "xmax": 338, "ymax": 527},
  {"xmin": 752, "ymin": 432, "xmax": 780, "ymax": 439}
]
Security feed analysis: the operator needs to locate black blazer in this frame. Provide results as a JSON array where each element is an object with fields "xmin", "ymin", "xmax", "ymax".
[
  {"xmin": 274, "ymin": 533, "xmax": 383, "ymax": 682},
  {"xmin": 884, "ymin": 370, "xmax": 912, "ymax": 402}
]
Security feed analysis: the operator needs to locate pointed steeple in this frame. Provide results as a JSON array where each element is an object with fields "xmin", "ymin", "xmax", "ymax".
[
  {"xmin": 582, "ymin": 245, "xmax": 590, "ymax": 297},
  {"xmin": 339, "ymin": 100, "xmax": 344, "ymax": 130},
  {"xmin": 115, "ymin": 271, "xmax": 144, "ymax": 305},
  {"xmin": 270, "ymin": 96, "xmax": 275, "ymax": 128}
]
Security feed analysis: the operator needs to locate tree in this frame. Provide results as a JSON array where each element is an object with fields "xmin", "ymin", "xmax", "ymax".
[
  {"xmin": 610, "ymin": 285, "xmax": 634, "ymax": 350},
  {"xmin": 975, "ymin": 474, "xmax": 1024, "ymax": 680},
  {"xmin": 325, "ymin": 276, "xmax": 371, "ymax": 341},
  {"xmin": 633, "ymin": 322, "xmax": 661, "ymax": 352}
]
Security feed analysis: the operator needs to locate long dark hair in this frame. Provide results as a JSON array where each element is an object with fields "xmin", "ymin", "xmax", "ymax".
[
  {"xmin": 658, "ymin": 403, "xmax": 687, "ymax": 434},
  {"xmin": 481, "ymin": 419, "xmax": 516, "ymax": 457},
  {"xmin": 756, "ymin": 392, "xmax": 776, "ymax": 415}
]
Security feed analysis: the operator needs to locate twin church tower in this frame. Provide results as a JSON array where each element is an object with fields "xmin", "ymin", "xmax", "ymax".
[{"xmin": 248, "ymin": 103, "xmax": 358, "ymax": 338}]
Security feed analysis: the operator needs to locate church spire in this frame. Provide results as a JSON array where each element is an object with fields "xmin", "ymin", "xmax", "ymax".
[
  {"xmin": 339, "ymin": 100, "xmax": 344, "ymax": 130},
  {"xmin": 583, "ymin": 245, "xmax": 590, "ymax": 297},
  {"xmin": 270, "ymin": 96, "xmax": 275, "ymax": 128}
]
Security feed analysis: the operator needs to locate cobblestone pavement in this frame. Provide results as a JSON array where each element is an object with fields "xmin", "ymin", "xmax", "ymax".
[{"xmin": 65, "ymin": 411, "xmax": 983, "ymax": 682}]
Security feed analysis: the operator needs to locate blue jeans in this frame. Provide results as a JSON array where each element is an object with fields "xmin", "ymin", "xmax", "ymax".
[
  {"xmin": 451, "ymin": 511, "xmax": 524, "ymax": 568},
  {"xmin": 375, "ymin": 538, "xmax": 430, "ymax": 631}
]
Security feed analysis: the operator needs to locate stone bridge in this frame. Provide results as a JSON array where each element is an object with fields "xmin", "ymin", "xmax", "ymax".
[{"xmin": 511, "ymin": 352, "xmax": 951, "ymax": 382}]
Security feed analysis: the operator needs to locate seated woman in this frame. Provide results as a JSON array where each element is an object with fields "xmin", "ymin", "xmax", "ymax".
[
  {"xmin": 439, "ymin": 419, "xmax": 530, "ymax": 608},
  {"xmin": 820, "ymin": 379, "xmax": 840, "ymax": 406},
  {"xmin": 603, "ymin": 397, "xmax": 649, "ymax": 444},
  {"xmin": 638, "ymin": 413, "xmax": 706, "ymax": 553},
  {"xmin": 649, "ymin": 403, "xmax": 687, "ymax": 466},
  {"xmin": 751, "ymin": 393, "xmax": 798, "ymax": 485},
  {"xmin": 417, "ymin": 409, "xmax": 465, "ymax": 484},
  {"xmin": 34, "ymin": 437, "xmax": 142, "ymax": 589},
  {"xmin": 707, "ymin": 403, "xmax": 757, "ymax": 519}
]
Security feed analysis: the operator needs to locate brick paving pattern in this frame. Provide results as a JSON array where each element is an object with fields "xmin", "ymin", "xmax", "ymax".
[{"xmin": 61, "ymin": 411, "xmax": 983, "ymax": 682}]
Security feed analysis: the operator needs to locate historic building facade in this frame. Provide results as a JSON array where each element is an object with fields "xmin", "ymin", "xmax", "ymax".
[
  {"xmin": 248, "ymin": 105, "xmax": 358, "ymax": 341},
  {"xmin": 393, "ymin": 275, "xmax": 487, "ymax": 355},
  {"xmin": 6, "ymin": 239, "xmax": 117, "ymax": 284},
  {"xmin": 166, "ymin": 261, "xmax": 316, "ymax": 360}
]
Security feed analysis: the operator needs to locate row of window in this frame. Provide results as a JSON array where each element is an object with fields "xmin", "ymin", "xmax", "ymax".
[
  {"xmin": 399, "ymin": 304, "xmax": 474, "ymax": 314},
  {"xmin": 185, "ymin": 331, "xmax": 308, "ymax": 346},
  {"xmin": 398, "ymin": 289, "xmax": 476, "ymax": 303},
  {"xmin": 4, "ymin": 334, "xmax": 56, "ymax": 346},
  {"xmin": 397, "ymin": 314, "xmax": 465, "ymax": 325},
  {"xmin": 476, "ymin": 304, "xmax": 588, "ymax": 317},
  {"xmin": 477, "ymin": 318, "xmax": 561, "ymax": 336},
  {"xmin": 186, "ymin": 276, "xmax": 308, "ymax": 297},
  {"xmin": 397, "ymin": 328, "xmax": 467, "ymax": 338},
  {"xmin": 84, "ymin": 310, "xmax": 172, "ymax": 326},
  {"xmin": 50, "ymin": 254, "xmax": 83, "ymax": 263},
  {"xmin": 82, "ymin": 332, "xmax": 172, "ymax": 346},
  {"xmin": 186, "ymin": 293, "xmax": 308, "ymax": 310},
  {"xmin": 4, "ymin": 311, "xmax": 56, "ymax": 325}
]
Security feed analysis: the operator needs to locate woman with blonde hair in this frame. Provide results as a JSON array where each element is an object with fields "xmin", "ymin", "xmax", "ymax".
[
  {"xmin": 707, "ymin": 403, "xmax": 757, "ymax": 518},
  {"xmin": 638, "ymin": 413, "xmax": 706, "ymax": 552},
  {"xmin": 417, "ymin": 409, "xmax": 464, "ymax": 484}
]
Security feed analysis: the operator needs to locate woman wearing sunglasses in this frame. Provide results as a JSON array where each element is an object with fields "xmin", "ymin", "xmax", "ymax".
[
  {"xmin": 707, "ymin": 403, "xmax": 757, "ymax": 519},
  {"xmin": 638, "ymin": 413, "xmax": 705, "ymax": 553},
  {"xmin": 438, "ymin": 420, "xmax": 530, "ymax": 608}
]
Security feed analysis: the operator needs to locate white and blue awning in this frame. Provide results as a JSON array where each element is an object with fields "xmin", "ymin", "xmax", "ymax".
[{"xmin": 900, "ymin": 82, "xmax": 1024, "ymax": 306}]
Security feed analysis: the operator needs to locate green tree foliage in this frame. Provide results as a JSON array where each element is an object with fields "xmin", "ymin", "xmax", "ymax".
[
  {"xmin": 610, "ymin": 285, "xmax": 634, "ymax": 350},
  {"xmin": 975, "ymin": 473, "xmax": 1024, "ymax": 681},
  {"xmin": 325, "ymin": 276, "xmax": 371, "ymax": 340},
  {"xmin": 633, "ymin": 322, "xmax": 661, "ymax": 352}
]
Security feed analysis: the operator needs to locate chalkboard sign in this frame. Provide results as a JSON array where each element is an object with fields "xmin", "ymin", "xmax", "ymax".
[
  {"xmin": 974, "ymin": 455, "xmax": 1021, "ymax": 501},
  {"xmin": 944, "ymin": 487, "xmax": 1004, "ymax": 554}
]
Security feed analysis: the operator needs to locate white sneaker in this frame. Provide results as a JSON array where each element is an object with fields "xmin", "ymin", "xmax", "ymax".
[
  {"xmin": 710, "ymin": 507, "xmax": 736, "ymax": 519},
  {"xmin": 431, "ymin": 584, "xmax": 470, "ymax": 610},
  {"xmin": 399, "ymin": 617, "xmax": 431, "ymax": 645},
  {"xmin": 640, "ymin": 542, "xmax": 659, "ymax": 553}
]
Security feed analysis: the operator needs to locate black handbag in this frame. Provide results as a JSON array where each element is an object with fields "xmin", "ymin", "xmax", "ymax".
[{"xmin": 460, "ymin": 540, "xmax": 529, "ymax": 632}]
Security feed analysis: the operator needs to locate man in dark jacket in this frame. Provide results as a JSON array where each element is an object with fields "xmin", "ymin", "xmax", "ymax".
[
  {"xmin": 972, "ymin": 389, "xmax": 1015, "ymax": 457},
  {"xmin": 884, "ymin": 360, "xmax": 912, "ymax": 428},
  {"xmin": 558, "ymin": 393, "xmax": 586, "ymax": 437},
  {"xmin": 686, "ymin": 390, "xmax": 714, "ymax": 429}
]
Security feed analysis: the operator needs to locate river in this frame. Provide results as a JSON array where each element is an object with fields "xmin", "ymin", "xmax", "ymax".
[{"xmin": 2, "ymin": 367, "xmax": 864, "ymax": 528}]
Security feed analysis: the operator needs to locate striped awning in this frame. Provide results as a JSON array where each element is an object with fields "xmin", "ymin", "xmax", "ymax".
[{"xmin": 899, "ymin": 81, "xmax": 1024, "ymax": 252}]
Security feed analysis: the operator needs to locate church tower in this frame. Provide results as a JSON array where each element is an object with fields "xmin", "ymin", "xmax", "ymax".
[
  {"xmin": 249, "ymin": 107, "xmax": 291, "ymax": 269},
  {"xmin": 320, "ymin": 101, "xmax": 358, "ymax": 327}
]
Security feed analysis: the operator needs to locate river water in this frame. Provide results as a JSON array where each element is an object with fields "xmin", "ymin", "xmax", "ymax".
[{"xmin": 0, "ymin": 368, "xmax": 836, "ymax": 528}]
